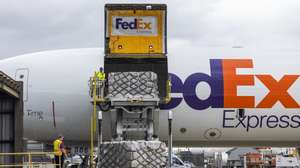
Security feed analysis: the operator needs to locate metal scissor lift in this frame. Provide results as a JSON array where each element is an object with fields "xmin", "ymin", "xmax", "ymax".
[{"xmin": 90, "ymin": 71, "xmax": 169, "ymax": 141}]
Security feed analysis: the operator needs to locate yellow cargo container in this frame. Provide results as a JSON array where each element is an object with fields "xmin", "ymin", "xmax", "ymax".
[{"xmin": 105, "ymin": 4, "xmax": 167, "ymax": 56}]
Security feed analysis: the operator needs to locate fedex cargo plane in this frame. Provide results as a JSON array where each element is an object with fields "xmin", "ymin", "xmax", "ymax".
[{"xmin": 1, "ymin": 46, "xmax": 300, "ymax": 147}]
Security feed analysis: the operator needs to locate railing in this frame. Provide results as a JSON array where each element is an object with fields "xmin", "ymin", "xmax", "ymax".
[
  {"xmin": 165, "ymin": 79, "xmax": 171, "ymax": 103},
  {"xmin": 89, "ymin": 72, "xmax": 106, "ymax": 168},
  {"xmin": 0, "ymin": 152, "xmax": 61, "ymax": 168},
  {"xmin": 89, "ymin": 73, "xmax": 106, "ymax": 102}
]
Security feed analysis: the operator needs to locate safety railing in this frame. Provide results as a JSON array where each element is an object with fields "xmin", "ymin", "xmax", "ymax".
[
  {"xmin": 89, "ymin": 72, "xmax": 107, "ymax": 168},
  {"xmin": 164, "ymin": 79, "xmax": 172, "ymax": 104},
  {"xmin": 89, "ymin": 73, "xmax": 106, "ymax": 103},
  {"xmin": 0, "ymin": 152, "xmax": 61, "ymax": 168}
]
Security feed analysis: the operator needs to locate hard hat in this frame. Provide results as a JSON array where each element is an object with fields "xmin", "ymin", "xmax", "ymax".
[{"xmin": 58, "ymin": 134, "xmax": 64, "ymax": 140}]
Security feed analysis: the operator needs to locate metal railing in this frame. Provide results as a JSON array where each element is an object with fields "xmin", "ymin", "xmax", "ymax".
[
  {"xmin": 0, "ymin": 152, "xmax": 61, "ymax": 168},
  {"xmin": 89, "ymin": 73, "xmax": 106, "ymax": 103}
]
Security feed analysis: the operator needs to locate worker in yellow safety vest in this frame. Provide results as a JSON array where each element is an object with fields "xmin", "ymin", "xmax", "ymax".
[
  {"xmin": 96, "ymin": 67, "xmax": 105, "ymax": 98},
  {"xmin": 53, "ymin": 135, "xmax": 66, "ymax": 168},
  {"xmin": 97, "ymin": 67, "xmax": 106, "ymax": 81}
]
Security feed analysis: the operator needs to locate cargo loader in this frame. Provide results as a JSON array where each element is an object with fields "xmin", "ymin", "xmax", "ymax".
[{"xmin": 89, "ymin": 4, "xmax": 172, "ymax": 168}]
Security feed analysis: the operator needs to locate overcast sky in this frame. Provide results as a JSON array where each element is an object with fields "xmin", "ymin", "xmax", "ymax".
[{"xmin": 1, "ymin": 0, "xmax": 300, "ymax": 59}]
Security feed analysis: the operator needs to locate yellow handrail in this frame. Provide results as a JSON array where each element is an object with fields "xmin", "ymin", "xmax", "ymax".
[
  {"xmin": 90, "ymin": 73, "xmax": 106, "ymax": 103},
  {"xmin": 89, "ymin": 71, "xmax": 108, "ymax": 167},
  {"xmin": 90, "ymin": 71, "xmax": 100, "ymax": 168},
  {"xmin": 0, "ymin": 152, "xmax": 61, "ymax": 168},
  {"xmin": 93, "ymin": 72, "xmax": 98, "ymax": 132},
  {"xmin": 164, "ymin": 79, "xmax": 171, "ymax": 103}
]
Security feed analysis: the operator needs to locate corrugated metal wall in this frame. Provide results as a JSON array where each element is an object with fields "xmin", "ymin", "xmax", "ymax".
[{"xmin": 0, "ymin": 97, "xmax": 15, "ymax": 163}]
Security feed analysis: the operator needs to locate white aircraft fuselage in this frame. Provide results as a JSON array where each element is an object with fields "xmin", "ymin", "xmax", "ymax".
[{"xmin": 1, "ymin": 48, "xmax": 300, "ymax": 147}]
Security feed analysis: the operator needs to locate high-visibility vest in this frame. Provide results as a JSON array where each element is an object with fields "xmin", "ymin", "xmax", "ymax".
[
  {"xmin": 53, "ymin": 139, "xmax": 63, "ymax": 156},
  {"xmin": 97, "ymin": 72, "xmax": 105, "ymax": 80}
]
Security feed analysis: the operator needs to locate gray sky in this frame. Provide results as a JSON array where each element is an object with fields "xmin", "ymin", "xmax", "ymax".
[{"xmin": 1, "ymin": 0, "xmax": 300, "ymax": 59}]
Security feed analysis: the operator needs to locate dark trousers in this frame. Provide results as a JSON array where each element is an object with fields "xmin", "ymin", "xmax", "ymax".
[{"xmin": 54, "ymin": 155, "xmax": 64, "ymax": 168}]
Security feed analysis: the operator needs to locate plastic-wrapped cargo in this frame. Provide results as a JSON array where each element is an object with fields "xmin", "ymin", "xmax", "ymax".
[
  {"xmin": 104, "ymin": 4, "xmax": 169, "ymax": 102},
  {"xmin": 108, "ymin": 72, "xmax": 159, "ymax": 101},
  {"xmin": 99, "ymin": 141, "xmax": 167, "ymax": 168}
]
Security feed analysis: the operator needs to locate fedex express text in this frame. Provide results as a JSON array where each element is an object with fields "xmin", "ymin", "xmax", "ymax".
[{"xmin": 161, "ymin": 59, "xmax": 300, "ymax": 130}]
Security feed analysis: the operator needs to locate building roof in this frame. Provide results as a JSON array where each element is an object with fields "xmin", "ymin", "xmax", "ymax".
[
  {"xmin": 0, "ymin": 71, "xmax": 22, "ymax": 98},
  {"xmin": 227, "ymin": 147, "xmax": 259, "ymax": 161}
]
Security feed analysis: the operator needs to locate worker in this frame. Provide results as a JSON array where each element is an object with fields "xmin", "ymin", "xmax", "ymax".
[
  {"xmin": 97, "ymin": 67, "xmax": 105, "ymax": 81},
  {"xmin": 53, "ymin": 135, "xmax": 67, "ymax": 168},
  {"xmin": 96, "ymin": 67, "xmax": 106, "ymax": 98}
]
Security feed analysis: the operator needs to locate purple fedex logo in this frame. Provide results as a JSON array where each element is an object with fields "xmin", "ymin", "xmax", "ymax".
[
  {"xmin": 115, "ymin": 18, "xmax": 152, "ymax": 30},
  {"xmin": 161, "ymin": 59, "xmax": 300, "ymax": 131},
  {"xmin": 160, "ymin": 59, "xmax": 300, "ymax": 110},
  {"xmin": 160, "ymin": 59, "xmax": 223, "ymax": 110},
  {"xmin": 112, "ymin": 16, "xmax": 157, "ymax": 36}
]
